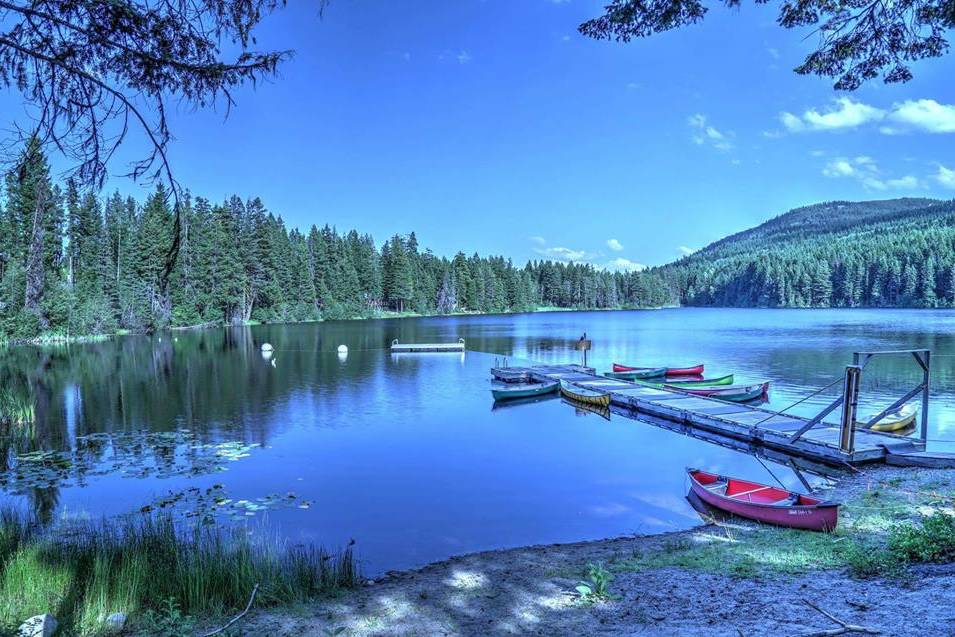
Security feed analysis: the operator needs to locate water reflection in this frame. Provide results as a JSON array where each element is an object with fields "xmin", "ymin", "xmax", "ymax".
[{"xmin": 0, "ymin": 309, "xmax": 953, "ymax": 572}]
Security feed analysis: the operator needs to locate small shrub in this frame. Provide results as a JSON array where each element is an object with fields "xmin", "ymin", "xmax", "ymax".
[
  {"xmin": 889, "ymin": 512, "xmax": 955, "ymax": 563},
  {"xmin": 843, "ymin": 540, "xmax": 900, "ymax": 578},
  {"xmin": 142, "ymin": 597, "xmax": 195, "ymax": 637},
  {"xmin": 575, "ymin": 562, "xmax": 619, "ymax": 604}
]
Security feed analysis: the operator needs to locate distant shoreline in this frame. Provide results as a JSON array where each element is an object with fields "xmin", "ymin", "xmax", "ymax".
[
  {"xmin": 6, "ymin": 304, "xmax": 955, "ymax": 349},
  {"xmin": 0, "ymin": 305, "xmax": 676, "ymax": 348}
]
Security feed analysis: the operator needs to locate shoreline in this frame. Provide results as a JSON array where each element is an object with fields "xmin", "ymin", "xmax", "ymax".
[
  {"xmin": 225, "ymin": 465, "xmax": 955, "ymax": 637},
  {"xmin": 0, "ymin": 305, "xmax": 676, "ymax": 348},
  {"xmin": 6, "ymin": 304, "xmax": 955, "ymax": 349}
]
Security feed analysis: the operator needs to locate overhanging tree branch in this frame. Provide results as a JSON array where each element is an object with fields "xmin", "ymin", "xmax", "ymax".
[
  {"xmin": 580, "ymin": 0, "xmax": 954, "ymax": 89},
  {"xmin": 0, "ymin": 0, "xmax": 319, "ymax": 306}
]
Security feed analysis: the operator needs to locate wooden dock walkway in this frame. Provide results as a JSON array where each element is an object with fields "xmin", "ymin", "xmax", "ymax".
[{"xmin": 491, "ymin": 364, "xmax": 925, "ymax": 466}]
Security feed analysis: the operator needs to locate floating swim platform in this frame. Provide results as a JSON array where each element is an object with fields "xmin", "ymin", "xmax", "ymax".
[{"xmin": 391, "ymin": 338, "xmax": 465, "ymax": 353}]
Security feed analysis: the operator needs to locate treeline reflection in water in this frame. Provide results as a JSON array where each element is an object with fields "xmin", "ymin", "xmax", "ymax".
[{"xmin": 1, "ymin": 309, "xmax": 954, "ymax": 569}]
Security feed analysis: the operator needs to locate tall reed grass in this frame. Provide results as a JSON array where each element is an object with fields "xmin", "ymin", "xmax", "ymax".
[
  {"xmin": 0, "ymin": 509, "xmax": 357, "ymax": 635},
  {"xmin": 0, "ymin": 389, "xmax": 34, "ymax": 430}
]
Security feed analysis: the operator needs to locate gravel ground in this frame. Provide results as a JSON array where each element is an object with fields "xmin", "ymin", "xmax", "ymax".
[{"xmin": 228, "ymin": 466, "xmax": 955, "ymax": 637}]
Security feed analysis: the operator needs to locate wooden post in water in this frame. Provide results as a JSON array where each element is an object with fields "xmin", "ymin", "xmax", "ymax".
[
  {"xmin": 575, "ymin": 338, "xmax": 592, "ymax": 368},
  {"xmin": 919, "ymin": 350, "xmax": 931, "ymax": 443},
  {"xmin": 839, "ymin": 365, "xmax": 861, "ymax": 453}
]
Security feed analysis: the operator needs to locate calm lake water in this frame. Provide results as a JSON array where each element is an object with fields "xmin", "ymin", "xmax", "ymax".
[{"xmin": 2, "ymin": 308, "xmax": 955, "ymax": 573}]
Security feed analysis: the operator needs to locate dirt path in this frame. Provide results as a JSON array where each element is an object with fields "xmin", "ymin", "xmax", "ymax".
[{"xmin": 236, "ymin": 466, "xmax": 955, "ymax": 636}]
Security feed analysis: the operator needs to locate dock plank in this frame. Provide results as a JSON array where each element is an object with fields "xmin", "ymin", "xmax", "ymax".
[{"xmin": 508, "ymin": 362, "xmax": 922, "ymax": 466}]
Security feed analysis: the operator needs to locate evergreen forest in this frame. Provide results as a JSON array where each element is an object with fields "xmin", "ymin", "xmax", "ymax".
[{"xmin": 0, "ymin": 140, "xmax": 672, "ymax": 340}]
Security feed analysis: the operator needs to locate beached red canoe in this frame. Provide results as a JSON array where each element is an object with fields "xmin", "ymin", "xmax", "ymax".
[
  {"xmin": 687, "ymin": 468, "xmax": 839, "ymax": 532},
  {"xmin": 613, "ymin": 362, "xmax": 704, "ymax": 376}
]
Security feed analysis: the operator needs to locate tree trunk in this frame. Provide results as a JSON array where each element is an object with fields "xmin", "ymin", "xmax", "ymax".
[{"xmin": 24, "ymin": 188, "xmax": 49, "ymax": 328}]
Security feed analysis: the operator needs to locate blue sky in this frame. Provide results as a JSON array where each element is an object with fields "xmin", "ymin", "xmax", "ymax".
[{"xmin": 5, "ymin": 0, "xmax": 955, "ymax": 268}]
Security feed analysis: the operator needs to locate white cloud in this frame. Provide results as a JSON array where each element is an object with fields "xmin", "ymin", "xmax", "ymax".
[
  {"xmin": 822, "ymin": 158, "xmax": 858, "ymax": 178},
  {"xmin": 775, "ymin": 97, "xmax": 955, "ymax": 137},
  {"xmin": 605, "ymin": 258, "xmax": 645, "ymax": 272},
  {"xmin": 606, "ymin": 239, "xmax": 623, "ymax": 252},
  {"xmin": 535, "ymin": 246, "xmax": 587, "ymax": 262},
  {"xmin": 937, "ymin": 165, "xmax": 955, "ymax": 189},
  {"xmin": 561, "ymin": 34, "xmax": 571, "ymax": 41},
  {"xmin": 678, "ymin": 246, "xmax": 697, "ymax": 256},
  {"xmin": 687, "ymin": 113, "xmax": 734, "ymax": 151},
  {"xmin": 885, "ymin": 175, "xmax": 921, "ymax": 189},
  {"xmin": 781, "ymin": 97, "xmax": 885, "ymax": 133},
  {"xmin": 529, "ymin": 235, "xmax": 547, "ymax": 246},
  {"xmin": 767, "ymin": 47, "xmax": 780, "ymax": 60},
  {"xmin": 821, "ymin": 156, "xmax": 920, "ymax": 191},
  {"xmin": 456, "ymin": 50, "xmax": 472, "ymax": 65},
  {"xmin": 779, "ymin": 112, "xmax": 805, "ymax": 133},
  {"xmin": 889, "ymin": 99, "xmax": 955, "ymax": 134}
]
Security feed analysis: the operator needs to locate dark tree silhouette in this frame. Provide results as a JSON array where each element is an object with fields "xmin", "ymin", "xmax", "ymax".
[{"xmin": 580, "ymin": 0, "xmax": 954, "ymax": 89}]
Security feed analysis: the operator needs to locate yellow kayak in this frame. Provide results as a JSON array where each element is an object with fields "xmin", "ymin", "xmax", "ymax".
[
  {"xmin": 559, "ymin": 380, "xmax": 611, "ymax": 407},
  {"xmin": 857, "ymin": 405, "xmax": 917, "ymax": 432}
]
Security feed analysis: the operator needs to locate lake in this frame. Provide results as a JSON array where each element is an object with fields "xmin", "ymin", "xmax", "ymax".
[{"xmin": 2, "ymin": 308, "xmax": 955, "ymax": 574}]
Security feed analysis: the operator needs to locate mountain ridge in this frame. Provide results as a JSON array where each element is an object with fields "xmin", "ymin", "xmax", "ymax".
[{"xmin": 655, "ymin": 197, "xmax": 955, "ymax": 308}]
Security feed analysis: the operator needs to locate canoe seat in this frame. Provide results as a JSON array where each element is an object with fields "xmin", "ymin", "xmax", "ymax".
[
  {"xmin": 702, "ymin": 478, "xmax": 728, "ymax": 493},
  {"xmin": 731, "ymin": 485, "xmax": 772, "ymax": 499}
]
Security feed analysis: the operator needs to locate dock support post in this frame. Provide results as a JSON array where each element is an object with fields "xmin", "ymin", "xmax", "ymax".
[
  {"xmin": 839, "ymin": 365, "xmax": 861, "ymax": 454},
  {"xmin": 917, "ymin": 350, "xmax": 930, "ymax": 444}
]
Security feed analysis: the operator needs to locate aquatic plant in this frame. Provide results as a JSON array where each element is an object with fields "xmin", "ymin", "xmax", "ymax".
[
  {"xmin": 0, "ymin": 388, "xmax": 34, "ymax": 431},
  {"xmin": 140, "ymin": 484, "xmax": 312, "ymax": 523},
  {"xmin": 1, "ymin": 430, "xmax": 260, "ymax": 495},
  {"xmin": 0, "ymin": 509, "xmax": 358, "ymax": 636}
]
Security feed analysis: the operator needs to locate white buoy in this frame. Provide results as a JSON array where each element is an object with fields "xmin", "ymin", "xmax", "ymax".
[
  {"xmin": 337, "ymin": 345, "xmax": 348, "ymax": 354},
  {"xmin": 261, "ymin": 343, "xmax": 274, "ymax": 352}
]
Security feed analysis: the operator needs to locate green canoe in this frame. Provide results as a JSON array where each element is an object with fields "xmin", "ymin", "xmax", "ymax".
[
  {"xmin": 603, "ymin": 367, "xmax": 667, "ymax": 381},
  {"xmin": 665, "ymin": 381, "xmax": 768, "ymax": 402},
  {"xmin": 648, "ymin": 373, "xmax": 735, "ymax": 388},
  {"xmin": 491, "ymin": 380, "xmax": 559, "ymax": 401}
]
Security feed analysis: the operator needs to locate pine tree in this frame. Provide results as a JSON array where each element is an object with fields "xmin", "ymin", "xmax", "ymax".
[
  {"xmin": 384, "ymin": 235, "xmax": 414, "ymax": 312},
  {"xmin": 436, "ymin": 268, "xmax": 457, "ymax": 314},
  {"xmin": 210, "ymin": 201, "xmax": 245, "ymax": 324},
  {"xmin": 135, "ymin": 186, "xmax": 175, "ymax": 327}
]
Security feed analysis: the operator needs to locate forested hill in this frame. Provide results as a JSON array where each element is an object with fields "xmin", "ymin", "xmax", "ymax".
[
  {"xmin": 0, "ymin": 140, "xmax": 672, "ymax": 341},
  {"xmin": 657, "ymin": 198, "xmax": 955, "ymax": 308}
]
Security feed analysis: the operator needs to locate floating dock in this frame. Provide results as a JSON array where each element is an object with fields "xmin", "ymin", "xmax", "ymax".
[
  {"xmin": 491, "ymin": 364, "xmax": 925, "ymax": 466},
  {"xmin": 391, "ymin": 338, "xmax": 465, "ymax": 353}
]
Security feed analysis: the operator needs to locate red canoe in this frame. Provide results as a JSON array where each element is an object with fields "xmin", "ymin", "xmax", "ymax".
[
  {"xmin": 613, "ymin": 362, "xmax": 704, "ymax": 376},
  {"xmin": 687, "ymin": 468, "xmax": 839, "ymax": 532}
]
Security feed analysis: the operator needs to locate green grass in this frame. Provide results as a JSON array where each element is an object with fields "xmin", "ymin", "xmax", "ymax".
[
  {"xmin": 608, "ymin": 481, "xmax": 955, "ymax": 581},
  {"xmin": 612, "ymin": 526, "xmax": 847, "ymax": 578},
  {"xmin": 0, "ymin": 509, "xmax": 358, "ymax": 636}
]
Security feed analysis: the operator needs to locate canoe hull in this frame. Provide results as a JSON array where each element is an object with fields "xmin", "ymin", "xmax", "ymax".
[
  {"xmin": 491, "ymin": 381, "xmax": 558, "ymax": 401},
  {"xmin": 857, "ymin": 406, "xmax": 917, "ymax": 432},
  {"xmin": 559, "ymin": 381, "xmax": 611, "ymax": 407},
  {"xmin": 613, "ymin": 363, "xmax": 704, "ymax": 376},
  {"xmin": 604, "ymin": 367, "xmax": 667, "ymax": 380},
  {"xmin": 665, "ymin": 364, "xmax": 705, "ymax": 376},
  {"xmin": 655, "ymin": 374, "xmax": 735, "ymax": 388},
  {"xmin": 671, "ymin": 382, "xmax": 769, "ymax": 402},
  {"xmin": 688, "ymin": 469, "xmax": 838, "ymax": 532}
]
